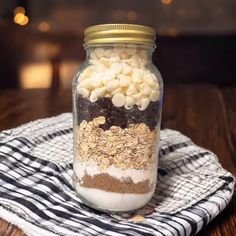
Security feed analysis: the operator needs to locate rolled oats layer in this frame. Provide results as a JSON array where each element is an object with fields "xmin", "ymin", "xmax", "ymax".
[{"xmin": 77, "ymin": 116, "xmax": 157, "ymax": 170}]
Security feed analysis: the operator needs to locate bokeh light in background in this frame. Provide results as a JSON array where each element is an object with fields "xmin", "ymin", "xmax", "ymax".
[
  {"xmin": 19, "ymin": 61, "xmax": 79, "ymax": 89},
  {"xmin": 126, "ymin": 11, "xmax": 137, "ymax": 21},
  {"xmin": 0, "ymin": 0, "xmax": 235, "ymax": 89},
  {"xmin": 13, "ymin": 6, "xmax": 25, "ymax": 15},
  {"xmin": 14, "ymin": 13, "xmax": 25, "ymax": 24},
  {"xmin": 20, "ymin": 63, "xmax": 52, "ymax": 88},
  {"xmin": 161, "ymin": 0, "xmax": 172, "ymax": 5},
  {"xmin": 38, "ymin": 22, "xmax": 50, "ymax": 32},
  {"xmin": 13, "ymin": 5, "xmax": 29, "ymax": 26}
]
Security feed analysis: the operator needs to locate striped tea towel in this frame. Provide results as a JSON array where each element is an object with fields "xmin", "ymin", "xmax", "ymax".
[{"xmin": 0, "ymin": 113, "xmax": 235, "ymax": 236}]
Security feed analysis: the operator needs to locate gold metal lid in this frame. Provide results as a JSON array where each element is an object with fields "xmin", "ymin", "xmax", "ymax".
[{"xmin": 84, "ymin": 24, "xmax": 156, "ymax": 46}]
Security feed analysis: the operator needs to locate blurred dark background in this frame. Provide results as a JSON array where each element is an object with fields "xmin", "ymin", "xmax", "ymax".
[{"xmin": 0, "ymin": 0, "xmax": 235, "ymax": 90}]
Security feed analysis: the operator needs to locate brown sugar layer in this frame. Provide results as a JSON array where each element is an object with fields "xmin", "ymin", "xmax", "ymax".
[{"xmin": 78, "ymin": 173, "xmax": 153, "ymax": 194}]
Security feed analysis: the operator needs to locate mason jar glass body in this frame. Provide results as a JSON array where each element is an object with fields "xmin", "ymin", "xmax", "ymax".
[{"xmin": 72, "ymin": 43, "xmax": 163, "ymax": 212}]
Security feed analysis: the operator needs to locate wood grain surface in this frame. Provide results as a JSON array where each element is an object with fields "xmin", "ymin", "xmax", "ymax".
[
  {"xmin": 0, "ymin": 85, "xmax": 235, "ymax": 236},
  {"xmin": 222, "ymin": 89, "xmax": 236, "ymax": 161}
]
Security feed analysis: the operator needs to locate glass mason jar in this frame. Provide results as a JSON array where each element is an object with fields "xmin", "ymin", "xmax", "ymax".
[{"xmin": 72, "ymin": 24, "xmax": 163, "ymax": 212}]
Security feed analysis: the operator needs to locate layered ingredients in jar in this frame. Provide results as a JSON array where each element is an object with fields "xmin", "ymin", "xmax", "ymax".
[{"xmin": 73, "ymin": 45, "xmax": 161, "ymax": 211}]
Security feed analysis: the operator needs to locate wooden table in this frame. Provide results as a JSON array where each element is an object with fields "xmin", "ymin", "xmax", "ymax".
[{"xmin": 0, "ymin": 85, "xmax": 235, "ymax": 236}]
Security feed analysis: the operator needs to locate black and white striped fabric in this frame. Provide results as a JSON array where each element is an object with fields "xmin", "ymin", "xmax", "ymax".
[{"xmin": 0, "ymin": 113, "xmax": 235, "ymax": 236}]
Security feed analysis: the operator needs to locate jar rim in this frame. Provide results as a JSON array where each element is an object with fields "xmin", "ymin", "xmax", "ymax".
[{"xmin": 84, "ymin": 24, "xmax": 156, "ymax": 46}]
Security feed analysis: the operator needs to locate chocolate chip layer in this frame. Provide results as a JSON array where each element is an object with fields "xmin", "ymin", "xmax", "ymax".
[{"xmin": 76, "ymin": 96, "xmax": 160, "ymax": 131}]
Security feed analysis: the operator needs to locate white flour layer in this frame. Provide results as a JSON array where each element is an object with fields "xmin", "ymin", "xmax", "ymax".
[
  {"xmin": 73, "ymin": 159, "xmax": 157, "ymax": 184},
  {"xmin": 74, "ymin": 183, "xmax": 155, "ymax": 212}
]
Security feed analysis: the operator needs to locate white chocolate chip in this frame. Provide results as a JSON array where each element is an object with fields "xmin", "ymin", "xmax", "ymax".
[
  {"xmin": 114, "ymin": 45, "xmax": 125, "ymax": 53},
  {"xmin": 102, "ymin": 77, "xmax": 112, "ymax": 86},
  {"xmin": 89, "ymin": 75, "xmax": 102, "ymax": 87},
  {"xmin": 126, "ymin": 47, "xmax": 137, "ymax": 55},
  {"xmin": 90, "ymin": 51, "xmax": 97, "ymax": 60},
  {"xmin": 89, "ymin": 59, "xmax": 98, "ymax": 65},
  {"xmin": 120, "ymin": 52, "xmax": 130, "ymax": 60},
  {"xmin": 110, "ymin": 54, "xmax": 120, "ymax": 63},
  {"xmin": 139, "ymin": 97, "xmax": 150, "ymax": 110},
  {"xmin": 124, "ymin": 104, "xmax": 132, "ymax": 110},
  {"xmin": 133, "ymin": 82, "xmax": 140, "ymax": 91},
  {"xmin": 133, "ymin": 68, "xmax": 144, "ymax": 75},
  {"xmin": 82, "ymin": 66, "xmax": 93, "ymax": 78},
  {"xmin": 122, "ymin": 63, "xmax": 132, "ymax": 75},
  {"xmin": 125, "ymin": 96, "xmax": 135, "ymax": 109},
  {"xmin": 77, "ymin": 87, "xmax": 90, "ymax": 98},
  {"xmin": 149, "ymin": 90, "xmax": 160, "ymax": 102},
  {"xmin": 112, "ymin": 93, "xmax": 126, "ymax": 107},
  {"xmin": 79, "ymin": 73, "xmax": 86, "ymax": 81},
  {"xmin": 99, "ymin": 57, "xmax": 110, "ymax": 67},
  {"xmin": 132, "ymin": 93, "xmax": 142, "ymax": 103},
  {"xmin": 144, "ymin": 74, "xmax": 156, "ymax": 88},
  {"xmin": 102, "ymin": 71, "xmax": 116, "ymax": 85},
  {"xmin": 111, "ymin": 87, "xmax": 122, "ymax": 95},
  {"xmin": 132, "ymin": 68, "xmax": 144, "ymax": 83},
  {"xmin": 131, "ymin": 54, "xmax": 140, "ymax": 61},
  {"xmin": 155, "ymin": 81, "xmax": 160, "ymax": 90},
  {"xmin": 95, "ymin": 63, "xmax": 107, "ymax": 72},
  {"xmin": 104, "ymin": 49, "xmax": 113, "ymax": 58},
  {"xmin": 89, "ymin": 90, "xmax": 98, "ymax": 102},
  {"xmin": 129, "ymin": 59, "xmax": 140, "ymax": 68},
  {"xmin": 79, "ymin": 79, "xmax": 93, "ymax": 90},
  {"xmin": 140, "ymin": 83, "xmax": 151, "ymax": 96},
  {"xmin": 111, "ymin": 63, "xmax": 122, "ymax": 75},
  {"xmin": 132, "ymin": 76, "xmax": 142, "ymax": 85},
  {"xmin": 126, "ymin": 84, "xmax": 137, "ymax": 95},
  {"xmin": 94, "ymin": 48, "xmax": 105, "ymax": 58},
  {"xmin": 94, "ymin": 87, "xmax": 106, "ymax": 97},
  {"xmin": 118, "ymin": 74, "xmax": 131, "ymax": 87},
  {"xmin": 106, "ymin": 80, "xmax": 120, "ymax": 92}
]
